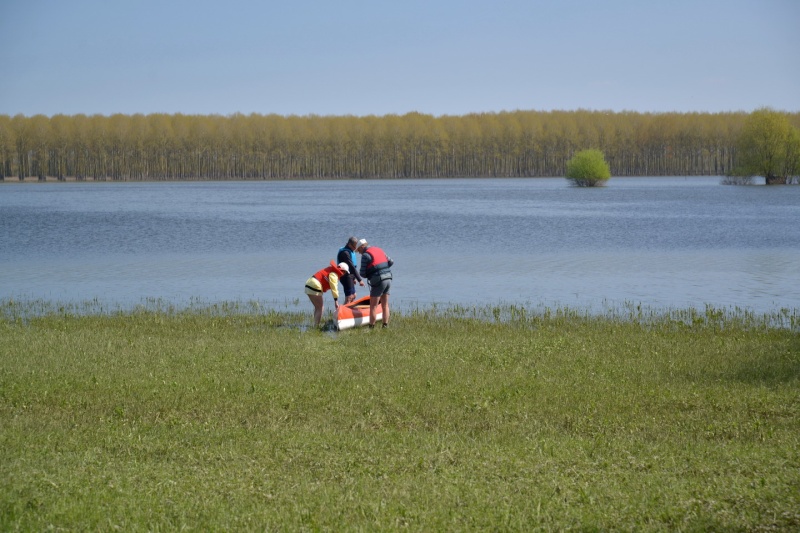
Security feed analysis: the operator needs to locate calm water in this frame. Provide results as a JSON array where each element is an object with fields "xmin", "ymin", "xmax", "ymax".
[{"xmin": 1, "ymin": 177, "xmax": 799, "ymax": 314}]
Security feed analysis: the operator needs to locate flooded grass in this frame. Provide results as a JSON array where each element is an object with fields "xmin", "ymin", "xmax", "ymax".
[{"xmin": 1, "ymin": 300, "xmax": 798, "ymax": 530}]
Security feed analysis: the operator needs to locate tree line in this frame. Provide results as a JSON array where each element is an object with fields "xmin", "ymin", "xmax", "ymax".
[{"xmin": 1, "ymin": 110, "xmax": 799, "ymax": 181}]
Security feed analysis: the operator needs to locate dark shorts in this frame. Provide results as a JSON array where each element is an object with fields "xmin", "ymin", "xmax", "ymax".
[
  {"xmin": 341, "ymin": 275, "xmax": 356, "ymax": 297},
  {"xmin": 369, "ymin": 279, "xmax": 391, "ymax": 298}
]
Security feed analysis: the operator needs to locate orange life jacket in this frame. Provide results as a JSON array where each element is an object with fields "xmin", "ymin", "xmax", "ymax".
[{"xmin": 312, "ymin": 261, "xmax": 346, "ymax": 292}]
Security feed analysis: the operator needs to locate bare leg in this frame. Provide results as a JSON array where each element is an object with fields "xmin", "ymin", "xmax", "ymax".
[
  {"xmin": 307, "ymin": 293, "xmax": 324, "ymax": 326},
  {"xmin": 369, "ymin": 296, "xmax": 380, "ymax": 326},
  {"xmin": 380, "ymin": 293, "xmax": 390, "ymax": 326}
]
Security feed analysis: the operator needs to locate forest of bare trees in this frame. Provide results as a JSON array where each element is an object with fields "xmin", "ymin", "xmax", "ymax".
[{"xmin": 1, "ymin": 110, "xmax": 799, "ymax": 181}]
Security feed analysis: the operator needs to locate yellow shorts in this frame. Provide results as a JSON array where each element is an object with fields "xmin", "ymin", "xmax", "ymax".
[{"xmin": 304, "ymin": 277, "xmax": 323, "ymax": 296}]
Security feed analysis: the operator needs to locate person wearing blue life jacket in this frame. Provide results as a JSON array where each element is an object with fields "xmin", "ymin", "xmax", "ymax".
[
  {"xmin": 337, "ymin": 236, "xmax": 365, "ymax": 304},
  {"xmin": 357, "ymin": 239, "xmax": 394, "ymax": 328}
]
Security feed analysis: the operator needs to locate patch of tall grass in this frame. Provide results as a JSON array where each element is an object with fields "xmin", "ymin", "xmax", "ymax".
[{"xmin": 1, "ymin": 300, "xmax": 798, "ymax": 530}]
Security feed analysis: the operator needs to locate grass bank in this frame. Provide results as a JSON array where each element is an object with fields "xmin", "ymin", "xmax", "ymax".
[{"xmin": 1, "ymin": 302, "xmax": 798, "ymax": 531}]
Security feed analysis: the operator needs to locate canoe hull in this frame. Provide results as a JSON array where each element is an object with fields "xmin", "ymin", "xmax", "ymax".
[{"xmin": 336, "ymin": 295, "xmax": 382, "ymax": 330}]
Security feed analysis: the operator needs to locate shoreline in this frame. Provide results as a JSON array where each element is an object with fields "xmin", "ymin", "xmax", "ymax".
[
  {"xmin": 0, "ymin": 174, "xmax": 727, "ymax": 184},
  {"xmin": 2, "ymin": 297, "xmax": 797, "ymax": 331}
]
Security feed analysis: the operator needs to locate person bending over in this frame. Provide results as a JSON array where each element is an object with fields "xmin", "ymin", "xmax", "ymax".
[{"xmin": 304, "ymin": 260, "xmax": 349, "ymax": 327}]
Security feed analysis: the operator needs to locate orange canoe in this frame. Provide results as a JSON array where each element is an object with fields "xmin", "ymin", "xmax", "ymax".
[{"xmin": 336, "ymin": 295, "xmax": 382, "ymax": 330}]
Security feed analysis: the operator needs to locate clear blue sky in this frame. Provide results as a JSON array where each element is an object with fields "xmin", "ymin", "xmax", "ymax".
[{"xmin": 2, "ymin": 0, "xmax": 798, "ymax": 117}]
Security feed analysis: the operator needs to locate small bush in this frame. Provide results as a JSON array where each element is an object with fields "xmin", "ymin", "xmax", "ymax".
[{"xmin": 565, "ymin": 148, "xmax": 611, "ymax": 187}]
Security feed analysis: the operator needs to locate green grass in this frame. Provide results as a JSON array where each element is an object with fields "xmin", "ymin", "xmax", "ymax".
[{"xmin": 1, "ymin": 301, "xmax": 798, "ymax": 531}]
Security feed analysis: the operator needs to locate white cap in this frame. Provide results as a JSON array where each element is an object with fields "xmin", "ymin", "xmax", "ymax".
[
  {"xmin": 357, "ymin": 239, "xmax": 368, "ymax": 249},
  {"xmin": 337, "ymin": 262, "xmax": 349, "ymax": 273}
]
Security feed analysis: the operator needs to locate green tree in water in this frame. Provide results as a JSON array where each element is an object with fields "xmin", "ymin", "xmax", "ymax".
[
  {"xmin": 565, "ymin": 149, "xmax": 611, "ymax": 187},
  {"xmin": 732, "ymin": 107, "xmax": 800, "ymax": 185}
]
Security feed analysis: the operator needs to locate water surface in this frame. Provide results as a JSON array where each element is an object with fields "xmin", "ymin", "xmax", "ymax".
[{"xmin": 1, "ymin": 177, "xmax": 798, "ymax": 314}]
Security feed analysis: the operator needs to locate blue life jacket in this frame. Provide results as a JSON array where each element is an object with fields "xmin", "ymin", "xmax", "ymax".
[{"xmin": 338, "ymin": 246, "xmax": 357, "ymax": 275}]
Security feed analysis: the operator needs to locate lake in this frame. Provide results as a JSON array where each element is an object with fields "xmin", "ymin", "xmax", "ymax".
[{"xmin": 1, "ymin": 177, "xmax": 799, "ymax": 315}]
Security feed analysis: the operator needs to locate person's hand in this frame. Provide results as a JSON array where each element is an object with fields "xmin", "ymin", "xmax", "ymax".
[{"xmin": 359, "ymin": 280, "xmax": 365, "ymax": 287}]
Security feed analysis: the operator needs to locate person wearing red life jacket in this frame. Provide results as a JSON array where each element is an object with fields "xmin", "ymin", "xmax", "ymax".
[
  {"xmin": 304, "ymin": 260, "xmax": 349, "ymax": 327},
  {"xmin": 356, "ymin": 239, "xmax": 394, "ymax": 328}
]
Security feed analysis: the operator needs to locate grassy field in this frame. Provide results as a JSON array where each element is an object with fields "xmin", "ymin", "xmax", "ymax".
[{"xmin": 1, "ymin": 301, "xmax": 798, "ymax": 531}]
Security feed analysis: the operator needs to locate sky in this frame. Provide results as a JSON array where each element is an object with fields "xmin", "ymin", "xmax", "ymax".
[{"xmin": 1, "ymin": 0, "xmax": 798, "ymax": 117}]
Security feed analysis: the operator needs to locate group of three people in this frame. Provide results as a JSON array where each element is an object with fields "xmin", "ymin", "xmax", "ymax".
[{"xmin": 304, "ymin": 237, "xmax": 394, "ymax": 329}]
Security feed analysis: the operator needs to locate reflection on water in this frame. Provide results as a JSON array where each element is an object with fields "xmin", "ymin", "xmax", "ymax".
[{"xmin": 1, "ymin": 177, "xmax": 799, "ymax": 314}]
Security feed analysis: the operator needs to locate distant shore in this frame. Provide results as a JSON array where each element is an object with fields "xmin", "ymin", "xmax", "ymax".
[{"xmin": 1, "ymin": 174, "xmax": 723, "ymax": 184}]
